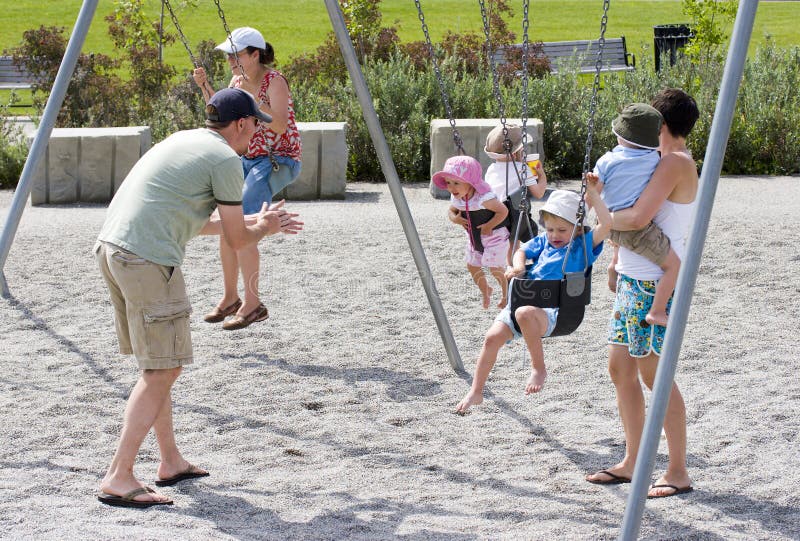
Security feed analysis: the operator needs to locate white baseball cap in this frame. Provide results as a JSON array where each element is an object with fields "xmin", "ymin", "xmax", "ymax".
[
  {"xmin": 540, "ymin": 190, "xmax": 581, "ymax": 225},
  {"xmin": 215, "ymin": 27, "xmax": 266, "ymax": 54}
]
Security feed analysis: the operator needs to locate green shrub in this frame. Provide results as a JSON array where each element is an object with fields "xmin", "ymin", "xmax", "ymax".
[
  {"xmin": 725, "ymin": 40, "xmax": 800, "ymax": 175},
  {"xmin": 0, "ymin": 108, "xmax": 27, "ymax": 189}
]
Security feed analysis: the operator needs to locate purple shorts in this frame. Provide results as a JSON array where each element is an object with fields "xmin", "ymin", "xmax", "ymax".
[{"xmin": 465, "ymin": 228, "xmax": 510, "ymax": 268}]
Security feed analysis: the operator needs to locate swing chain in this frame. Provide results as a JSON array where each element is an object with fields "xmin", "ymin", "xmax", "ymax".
[
  {"xmin": 163, "ymin": 0, "xmax": 197, "ymax": 66},
  {"xmin": 162, "ymin": 0, "xmax": 216, "ymax": 102},
  {"xmin": 414, "ymin": 0, "xmax": 465, "ymax": 155},
  {"xmin": 520, "ymin": 0, "xmax": 530, "ymax": 153},
  {"xmin": 479, "ymin": 0, "xmax": 532, "ymax": 201},
  {"xmin": 517, "ymin": 0, "xmax": 531, "ymax": 215},
  {"xmin": 479, "ymin": 1, "xmax": 513, "ymax": 161},
  {"xmin": 479, "ymin": 0, "xmax": 506, "ymax": 126},
  {"xmin": 579, "ymin": 0, "xmax": 611, "ymax": 227},
  {"xmin": 213, "ymin": 0, "xmax": 246, "ymax": 80}
]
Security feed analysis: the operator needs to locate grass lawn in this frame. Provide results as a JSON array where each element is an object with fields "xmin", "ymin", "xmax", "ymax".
[{"xmin": 0, "ymin": 0, "xmax": 797, "ymax": 74}]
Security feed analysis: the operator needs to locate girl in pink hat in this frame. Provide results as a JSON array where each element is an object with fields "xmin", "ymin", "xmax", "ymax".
[{"xmin": 433, "ymin": 155, "xmax": 510, "ymax": 309}]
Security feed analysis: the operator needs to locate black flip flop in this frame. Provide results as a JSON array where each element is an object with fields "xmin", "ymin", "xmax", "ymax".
[
  {"xmin": 98, "ymin": 487, "xmax": 173, "ymax": 508},
  {"xmin": 155, "ymin": 467, "xmax": 210, "ymax": 487},
  {"xmin": 586, "ymin": 469, "xmax": 632, "ymax": 485},
  {"xmin": 647, "ymin": 483, "xmax": 694, "ymax": 498}
]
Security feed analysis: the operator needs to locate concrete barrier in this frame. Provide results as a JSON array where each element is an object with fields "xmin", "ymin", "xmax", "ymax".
[
  {"xmin": 29, "ymin": 126, "xmax": 151, "ymax": 205},
  {"xmin": 429, "ymin": 118, "xmax": 544, "ymax": 198},
  {"xmin": 28, "ymin": 122, "xmax": 347, "ymax": 205},
  {"xmin": 276, "ymin": 121, "xmax": 347, "ymax": 200}
]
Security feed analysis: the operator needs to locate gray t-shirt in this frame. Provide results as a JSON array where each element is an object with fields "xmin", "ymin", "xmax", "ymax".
[{"xmin": 98, "ymin": 128, "xmax": 243, "ymax": 266}]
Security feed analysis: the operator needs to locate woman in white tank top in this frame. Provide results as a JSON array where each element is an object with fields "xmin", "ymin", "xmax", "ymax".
[{"xmin": 585, "ymin": 89, "xmax": 698, "ymax": 499}]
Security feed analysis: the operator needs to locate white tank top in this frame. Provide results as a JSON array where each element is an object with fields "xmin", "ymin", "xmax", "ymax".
[{"xmin": 615, "ymin": 199, "xmax": 697, "ymax": 281}]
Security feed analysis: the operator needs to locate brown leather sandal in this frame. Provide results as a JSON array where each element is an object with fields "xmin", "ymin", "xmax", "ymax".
[
  {"xmin": 222, "ymin": 303, "xmax": 269, "ymax": 330},
  {"xmin": 203, "ymin": 298, "xmax": 242, "ymax": 323}
]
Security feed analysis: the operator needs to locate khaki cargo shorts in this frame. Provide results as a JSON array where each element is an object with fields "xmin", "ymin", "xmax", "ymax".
[
  {"xmin": 610, "ymin": 221, "xmax": 671, "ymax": 266},
  {"xmin": 95, "ymin": 242, "xmax": 193, "ymax": 369}
]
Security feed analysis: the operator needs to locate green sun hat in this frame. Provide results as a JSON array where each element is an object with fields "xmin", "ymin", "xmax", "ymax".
[{"xmin": 611, "ymin": 103, "xmax": 663, "ymax": 150}]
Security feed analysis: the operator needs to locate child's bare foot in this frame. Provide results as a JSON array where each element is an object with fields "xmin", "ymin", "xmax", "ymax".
[
  {"xmin": 455, "ymin": 391, "xmax": 483, "ymax": 414},
  {"xmin": 524, "ymin": 367, "xmax": 547, "ymax": 394},
  {"xmin": 646, "ymin": 310, "xmax": 669, "ymax": 327},
  {"xmin": 607, "ymin": 265, "xmax": 618, "ymax": 293},
  {"xmin": 481, "ymin": 286, "xmax": 493, "ymax": 309},
  {"xmin": 497, "ymin": 296, "xmax": 507, "ymax": 309}
]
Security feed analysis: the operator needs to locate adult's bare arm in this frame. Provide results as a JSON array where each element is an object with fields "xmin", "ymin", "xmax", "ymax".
[
  {"xmin": 611, "ymin": 154, "xmax": 682, "ymax": 231},
  {"xmin": 199, "ymin": 202, "xmax": 302, "ymax": 250},
  {"xmin": 261, "ymin": 74, "xmax": 290, "ymax": 135}
]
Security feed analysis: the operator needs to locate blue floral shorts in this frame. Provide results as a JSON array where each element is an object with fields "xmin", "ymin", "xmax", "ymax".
[{"xmin": 607, "ymin": 274, "xmax": 672, "ymax": 357}]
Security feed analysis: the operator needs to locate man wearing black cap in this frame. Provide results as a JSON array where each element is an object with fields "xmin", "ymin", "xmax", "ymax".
[{"xmin": 94, "ymin": 88, "xmax": 302, "ymax": 508}]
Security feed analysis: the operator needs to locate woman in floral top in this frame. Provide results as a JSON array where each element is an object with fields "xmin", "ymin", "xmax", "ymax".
[{"xmin": 194, "ymin": 27, "xmax": 302, "ymax": 330}]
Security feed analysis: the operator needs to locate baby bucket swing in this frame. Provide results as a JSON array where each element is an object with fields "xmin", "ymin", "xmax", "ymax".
[{"xmin": 506, "ymin": 0, "xmax": 612, "ymax": 337}]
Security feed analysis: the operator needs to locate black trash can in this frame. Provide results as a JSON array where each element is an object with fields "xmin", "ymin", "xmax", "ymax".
[{"xmin": 653, "ymin": 24, "xmax": 694, "ymax": 72}]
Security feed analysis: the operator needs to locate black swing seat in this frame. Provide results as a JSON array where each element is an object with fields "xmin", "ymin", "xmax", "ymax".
[
  {"xmin": 460, "ymin": 208, "xmax": 506, "ymax": 253},
  {"xmin": 505, "ymin": 185, "xmax": 538, "ymax": 243},
  {"xmin": 461, "ymin": 189, "xmax": 538, "ymax": 253},
  {"xmin": 509, "ymin": 267, "xmax": 592, "ymax": 337}
]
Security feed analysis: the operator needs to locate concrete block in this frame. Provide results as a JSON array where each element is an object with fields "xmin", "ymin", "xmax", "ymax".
[
  {"xmin": 78, "ymin": 134, "xmax": 114, "ymax": 203},
  {"xmin": 279, "ymin": 122, "xmax": 347, "ymax": 200},
  {"xmin": 429, "ymin": 118, "xmax": 544, "ymax": 198},
  {"xmin": 28, "ymin": 126, "xmax": 150, "ymax": 205},
  {"xmin": 47, "ymin": 135, "xmax": 79, "ymax": 204}
]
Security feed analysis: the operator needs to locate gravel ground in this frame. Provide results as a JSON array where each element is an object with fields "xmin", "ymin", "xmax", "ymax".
[{"xmin": 0, "ymin": 177, "xmax": 798, "ymax": 540}]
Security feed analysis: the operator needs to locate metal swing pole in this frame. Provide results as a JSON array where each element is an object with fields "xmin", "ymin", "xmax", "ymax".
[
  {"xmin": 321, "ymin": 0, "xmax": 463, "ymax": 372},
  {"xmin": 618, "ymin": 0, "xmax": 759, "ymax": 538},
  {"xmin": 0, "ymin": 0, "xmax": 100, "ymax": 298}
]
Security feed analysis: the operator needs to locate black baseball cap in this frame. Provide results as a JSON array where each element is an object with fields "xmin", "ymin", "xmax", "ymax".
[{"xmin": 206, "ymin": 88, "xmax": 272, "ymax": 124}]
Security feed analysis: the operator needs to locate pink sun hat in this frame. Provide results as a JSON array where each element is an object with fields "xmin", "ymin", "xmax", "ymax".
[{"xmin": 432, "ymin": 155, "xmax": 492, "ymax": 195}]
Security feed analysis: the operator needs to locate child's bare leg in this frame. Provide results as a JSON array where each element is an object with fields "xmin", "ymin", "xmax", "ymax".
[
  {"xmin": 455, "ymin": 322, "xmax": 513, "ymax": 413},
  {"xmin": 467, "ymin": 263, "xmax": 492, "ymax": 309},
  {"xmin": 488, "ymin": 266, "xmax": 508, "ymax": 308},
  {"xmin": 514, "ymin": 306, "xmax": 549, "ymax": 393},
  {"xmin": 608, "ymin": 244, "xmax": 619, "ymax": 293},
  {"xmin": 647, "ymin": 249, "xmax": 680, "ymax": 327}
]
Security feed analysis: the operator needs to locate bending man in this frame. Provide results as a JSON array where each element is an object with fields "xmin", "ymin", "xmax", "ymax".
[{"xmin": 94, "ymin": 88, "xmax": 303, "ymax": 508}]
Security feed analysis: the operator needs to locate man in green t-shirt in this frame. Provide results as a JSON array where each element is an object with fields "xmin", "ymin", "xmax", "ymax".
[{"xmin": 95, "ymin": 88, "xmax": 303, "ymax": 508}]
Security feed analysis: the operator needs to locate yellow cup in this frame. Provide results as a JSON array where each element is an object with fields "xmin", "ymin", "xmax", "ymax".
[{"xmin": 526, "ymin": 153, "xmax": 541, "ymax": 172}]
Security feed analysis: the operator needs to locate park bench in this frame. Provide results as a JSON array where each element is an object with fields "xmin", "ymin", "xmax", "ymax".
[
  {"xmin": 494, "ymin": 37, "xmax": 636, "ymax": 74},
  {"xmin": 0, "ymin": 56, "xmax": 37, "ymax": 90}
]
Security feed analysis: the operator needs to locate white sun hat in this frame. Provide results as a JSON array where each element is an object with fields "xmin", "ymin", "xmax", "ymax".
[
  {"xmin": 215, "ymin": 27, "xmax": 266, "ymax": 54},
  {"xmin": 540, "ymin": 190, "xmax": 581, "ymax": 225}
]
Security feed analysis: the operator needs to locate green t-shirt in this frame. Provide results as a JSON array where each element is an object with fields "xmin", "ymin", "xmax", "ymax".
[{"xmin": 98, "ymin": 128, "xmax": 243, "ymax": 266}]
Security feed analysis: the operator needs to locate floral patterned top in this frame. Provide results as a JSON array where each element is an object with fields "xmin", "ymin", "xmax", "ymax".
[{"xmin": 242, "ymin": 69, "xmax": 302, "ymax": 161}]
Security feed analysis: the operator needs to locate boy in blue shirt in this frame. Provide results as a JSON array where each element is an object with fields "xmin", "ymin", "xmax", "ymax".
[{"xmin": 455, "ymin": 185, "xmax": 610, "ymax": 414}]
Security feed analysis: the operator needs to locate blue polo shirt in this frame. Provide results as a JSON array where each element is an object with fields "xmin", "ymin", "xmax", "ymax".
[
  {"xmin": 593, "ymin": 145, "xmax": 660, "ymax": 211},
  {"xmin": 523, "ymin": 230, "xmax": 603, "ymax": 279}
]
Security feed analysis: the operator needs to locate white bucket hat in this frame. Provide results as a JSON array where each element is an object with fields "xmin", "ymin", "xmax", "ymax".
[
  {"xmin": 540, "ymin": 190, "xmax": 581, "ymax": 225},
  {"xmin": 215, "ymin": 27, "xmax": 266, "ymax": 54}
]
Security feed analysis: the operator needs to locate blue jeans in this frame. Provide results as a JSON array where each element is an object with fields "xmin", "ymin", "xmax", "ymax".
[{"xmin": 241, "ymin": 155, "xmax": 302, "ymax": 214}]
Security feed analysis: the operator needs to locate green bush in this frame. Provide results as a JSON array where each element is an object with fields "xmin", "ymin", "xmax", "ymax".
[
  {"xmin": 293, "ymin": 39, "xmax": 799, "ymax": 181},
  {"xmin": 0, "ymin": 109, "xmax": 27, "ymax": 189},
  {"xmin": 725, "ymin": 40, "xmax": 800, "ymax": 175}
]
